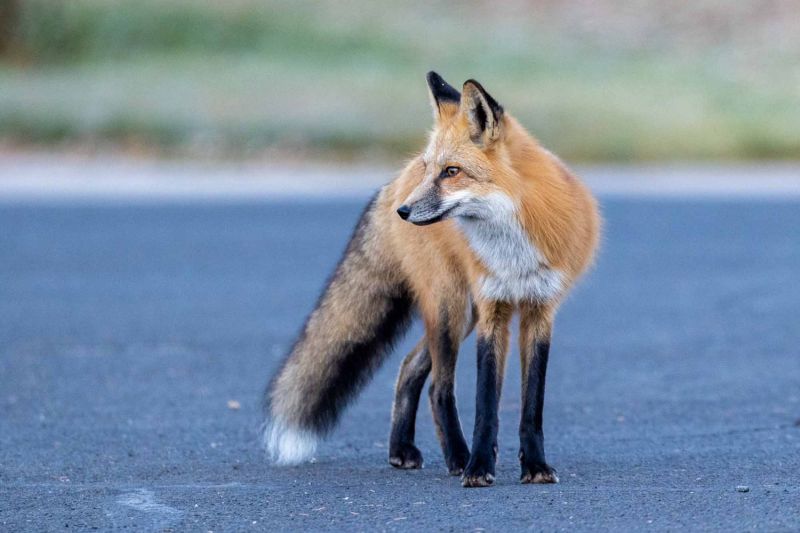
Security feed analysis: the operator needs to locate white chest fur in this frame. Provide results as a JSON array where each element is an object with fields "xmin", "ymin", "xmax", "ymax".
[{"xmin": 455, "ymin": 192, "xmax": 564, "ymax": 303}]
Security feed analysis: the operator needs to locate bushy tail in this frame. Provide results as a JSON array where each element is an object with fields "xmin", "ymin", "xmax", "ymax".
[{"xmin": 262, "ymin": 195, "xmax": 413, "ymax": 464}]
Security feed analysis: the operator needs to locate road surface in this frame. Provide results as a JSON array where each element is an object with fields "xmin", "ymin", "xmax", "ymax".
[{"xmin": 1, "ymin": 195, "xmax": 799, "ymax": 531}]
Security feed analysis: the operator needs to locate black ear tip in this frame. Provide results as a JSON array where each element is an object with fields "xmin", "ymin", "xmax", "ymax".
[
  {"xmin": 462, "ymin": 79, "xmax": 484, "ymax": 92},
  {"xmin": 427, "ymin": 71, "xmax": 461, "ymax": 105},
  {"xmin": 426, "ymin": 71, "xmax": 447, "ymax": 89},
  {"xmin": 463, "ymin": 79, "xmax": 503, "ymax": 115},
  {"xmin": 426, "ymin": 72, "xmax": 442, "ymax": 90}
]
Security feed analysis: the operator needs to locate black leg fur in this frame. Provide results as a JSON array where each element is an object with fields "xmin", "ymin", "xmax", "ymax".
[
  {"xmin": 428, "ymin": 312, "xmax": 470, "ymax": 476},
  {"xmin": 462, "ymin": 301, "xmax": 511, "ymax": 488},
  {"xmin": 462, "ymin": 336, "xmax": 501, "ymax": 487},
  {"xmin": 519, "ymin": 339, "xmax": 558, "ymax": 484},
  {"xmin": 389, "ymin": 341, "xmax": 430, "ymax": 469}
]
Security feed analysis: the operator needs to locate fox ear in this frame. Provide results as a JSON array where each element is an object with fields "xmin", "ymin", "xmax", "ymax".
[
  {"xmin": 461, "ymin": 79, "xmax": 504, "ymax": 146},
  {"xmin": 426, "ymin": 71, "xmax": 461, "ymax": 120}
]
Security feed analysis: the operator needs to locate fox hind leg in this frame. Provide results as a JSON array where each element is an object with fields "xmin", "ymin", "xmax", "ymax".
[
  {"xmin": 389, "ymin": 339, "xmax": 431, "ymax": 469},
  {"xmin": 389, "ymin": 301, "xmax": 477, "ymax": 473},
  {"xmin": 426, "ymin": 305, "xmax": 473, "ymax": 476}
]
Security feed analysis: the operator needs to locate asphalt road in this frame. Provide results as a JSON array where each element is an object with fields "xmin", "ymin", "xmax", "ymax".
[{"xmin": 1, "ymin": 197, "xmax": 799, "ymax": 532}]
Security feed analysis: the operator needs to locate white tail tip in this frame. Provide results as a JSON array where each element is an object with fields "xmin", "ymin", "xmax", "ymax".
[{"xmin": 261, "ymin": 418, "xmax": 319, "ymax": 465}]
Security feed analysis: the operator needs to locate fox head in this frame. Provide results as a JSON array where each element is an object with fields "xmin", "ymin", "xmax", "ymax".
[{"xmin": 397, "ymin": 71, "xmax": 513, "ymax": 226}]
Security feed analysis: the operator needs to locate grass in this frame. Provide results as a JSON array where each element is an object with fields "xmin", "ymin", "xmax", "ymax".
[{"xmin": 1, "ymin": 0, "xmax": 799, "ymax": 162}]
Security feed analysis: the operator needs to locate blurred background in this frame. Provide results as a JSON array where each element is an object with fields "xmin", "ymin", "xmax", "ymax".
[
  {"xmin": 1, "ymin": 0, "xmax": 798, "ymax": 164},
  {"xmin": 2, "ymin": 3, "xmax": 800, "ymax": 530}
]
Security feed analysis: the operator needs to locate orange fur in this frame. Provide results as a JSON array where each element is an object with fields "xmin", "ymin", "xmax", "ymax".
[{"xmin": 378, "ymin": 101, "xmax": 600, "ymax": 313}]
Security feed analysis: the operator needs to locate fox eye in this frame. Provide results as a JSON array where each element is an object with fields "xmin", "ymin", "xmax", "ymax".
[{"xmin": 442, "ymin": 166, "xmax": 460, "ymax": 178}]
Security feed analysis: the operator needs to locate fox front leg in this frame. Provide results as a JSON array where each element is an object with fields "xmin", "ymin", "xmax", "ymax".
[
  {"xmin": 462, "ymin": 301, "xmax": 513, "ymax": 488},
  {"xmin": 518, "ymin": 303, "xmax": 559, "ymax": 484}
]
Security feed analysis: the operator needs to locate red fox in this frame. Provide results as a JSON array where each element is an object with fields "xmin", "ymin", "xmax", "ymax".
[{"xmin": 262, "ymin": 72, "xmax": 601, "ymax": 487}]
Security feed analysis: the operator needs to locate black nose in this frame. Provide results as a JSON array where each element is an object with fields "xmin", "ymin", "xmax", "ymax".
[{"xmin": 397, "ymin": 205, "xmax": 411, "ymax": 220}]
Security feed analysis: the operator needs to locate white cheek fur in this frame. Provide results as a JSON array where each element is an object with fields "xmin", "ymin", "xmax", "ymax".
[
  {"xmin": 454, "ymin": 192, "xmax": 564, "ymax": 303},
  {"xmin": 439, "ymin": 189, "xmax": 472, "ymax": 211}
]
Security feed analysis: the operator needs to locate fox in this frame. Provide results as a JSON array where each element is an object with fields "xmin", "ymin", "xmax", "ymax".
[{"xmin": 262, "ymin": 71, "xmax": 601, "ymax": 487}]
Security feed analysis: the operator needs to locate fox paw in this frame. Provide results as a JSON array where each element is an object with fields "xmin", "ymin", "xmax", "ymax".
[
  {"xmin": 388, "ymin": 442, "xmax": 423, "ymax": 470},
  {"xmin": 520, "ymin": 461, "xmax": 558, "ymax": 484},
  {"xmin": 445, "ymin": 449, "xmax": 471, "ymax": 476},
  {"xmin": 461, "ymin": 455, "xmax": 495, "ymax": 488}
]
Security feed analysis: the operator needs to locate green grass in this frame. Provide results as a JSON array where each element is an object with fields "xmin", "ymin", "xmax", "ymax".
[{"xmin": 1, "ymin": 0, "xmax": 799, "ymax": 161}]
